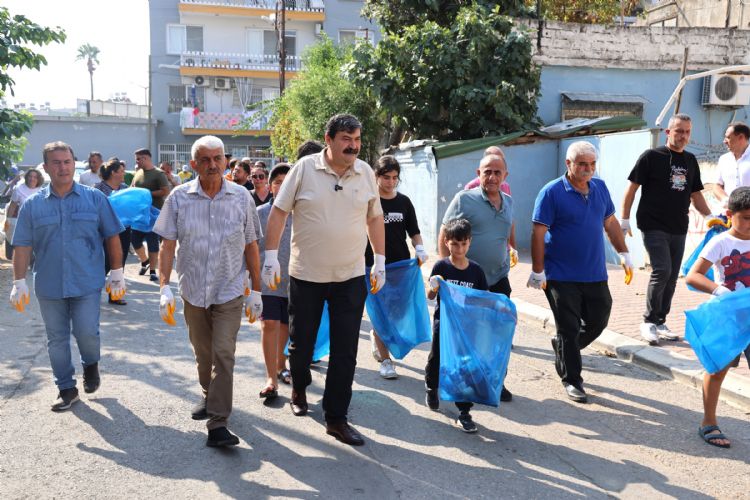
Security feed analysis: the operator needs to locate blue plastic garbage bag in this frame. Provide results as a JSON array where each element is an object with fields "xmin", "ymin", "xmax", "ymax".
[
  {"xmin": 684, "ymin": 286, "xmax": 750, "ymax": 374},
  {"xmin": 108, "ymin": 188, "xmax": 157, "ymax": 232},
  {"xmin": 365, "ymin": 259, "xmax": 431, "ymax": 359},
  {"xmin": 284, "ymin": 301, "xmax": 331, "ymax": 360},
  {"xmin": 681, "ymin": 224, "xmax": 730, "ymax": 288},
  {"xmin": 437, "ymin": 279, "xmax": 517, "ymax": 407}
]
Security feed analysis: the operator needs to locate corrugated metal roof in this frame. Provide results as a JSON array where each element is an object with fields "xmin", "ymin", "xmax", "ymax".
[{"xmin": 430, "ymin": 115, "xmax": 647, "ymax": 160}]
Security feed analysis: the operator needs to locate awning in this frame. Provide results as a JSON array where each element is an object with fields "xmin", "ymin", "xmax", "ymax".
[{"xmin": 561, "ymin": 92, "xmax": 650, "ymax": 104}]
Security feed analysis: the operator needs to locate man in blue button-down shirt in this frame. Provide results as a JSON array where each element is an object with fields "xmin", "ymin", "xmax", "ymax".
[{"xmin": 10, "ymin": 141, "xmax": 125, "ymax": 412}]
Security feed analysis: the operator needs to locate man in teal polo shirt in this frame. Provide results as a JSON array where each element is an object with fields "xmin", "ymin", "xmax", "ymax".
[
  {"xmin": 10, "ymin": 141, "xmax": 125, "ymax": 412},
  {"xmin": 439, "ymin": 153, "xmax": 516, "ymax": 402},
  {"xmin": 528, "ymin": 141, "xmax": 632, "ymax": 403}
]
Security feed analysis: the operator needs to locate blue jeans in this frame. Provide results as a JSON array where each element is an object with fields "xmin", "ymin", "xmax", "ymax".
[{"xmin": 37, "ymin": 292, "xmax": 102, "ymax": 390}]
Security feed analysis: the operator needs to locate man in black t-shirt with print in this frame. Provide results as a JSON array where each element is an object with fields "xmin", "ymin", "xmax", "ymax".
[{"xmin": 620, "ymin": 114, "xmax": 712, "ymax": 345}]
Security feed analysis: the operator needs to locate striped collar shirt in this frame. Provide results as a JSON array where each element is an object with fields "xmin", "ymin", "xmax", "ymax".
[{"xmin": 154, "ymin": 178, "xmax": 261, "ymax": 307}]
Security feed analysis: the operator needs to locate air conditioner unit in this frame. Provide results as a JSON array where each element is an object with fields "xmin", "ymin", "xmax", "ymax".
[
  {"xmin": 701, "ymin": 74, "xmax": 750, "ymax": 106},
  {"xmin": 193, "ymin": 75, "xmax": 209, "ymax": 87},
  {"xmin": 214, "ymin": 77, "xmax": 231, "ymax": 90}
]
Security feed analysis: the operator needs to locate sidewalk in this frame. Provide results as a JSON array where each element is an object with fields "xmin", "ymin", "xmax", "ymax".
[{"xmin": 506, "ymin": 254, "xmax": 750, "ymax": 410}]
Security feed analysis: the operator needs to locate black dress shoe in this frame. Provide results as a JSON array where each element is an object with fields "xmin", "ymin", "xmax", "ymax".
[
  {"xmin": 563, "ymin": 383, "xmax": 588, "ymax": 403},
  {"xmin": 83, "ymin": 363, "xmax": 100, "ymax": 394},
  {"xmin": 191, "ymin": 397, "xmax": 208, "ymax": 420},
  {"xmin": 326, "ymin": 421, "xmax": 365, "ymax": 446},
  {"xmin": 290, "ymin": 390, "xmax": 308, "ymax": 416},
  {"xmin": 206, "ymin": 427, "xmax": 239, "ymax": 447},
  {"xmin": 500, "ymin": 385, "xmax": 513, "ymax": 402}
]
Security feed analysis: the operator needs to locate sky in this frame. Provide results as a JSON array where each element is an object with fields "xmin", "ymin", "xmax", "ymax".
[{"xmin": 4, "ymin": 0, "xmax": 150, "ymax": 108}]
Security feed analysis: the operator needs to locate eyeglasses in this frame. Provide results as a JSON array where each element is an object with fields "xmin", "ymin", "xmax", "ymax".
[{"xmin": 251, "ymin": 174, "xmax": 266, "ymax": 180}]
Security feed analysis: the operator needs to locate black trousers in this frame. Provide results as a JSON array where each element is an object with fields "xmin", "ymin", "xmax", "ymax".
[
  {"xmin": 424, "ymin": 275, "xmax": 512, "ymax": 413},
  {"xmin": 288, "ymin": 275, "xmax": 367, "ymax": 424},
  {"xmin": 544, "ymin": 281, "xmax": 612, "ymax": 388},
  {"xmin": 104, "ymin": 228, "xmax": 132, "ymax": 275},
  {"xmin": 642, "ymin": 230, "xmax": 686, "ymax": 325}
]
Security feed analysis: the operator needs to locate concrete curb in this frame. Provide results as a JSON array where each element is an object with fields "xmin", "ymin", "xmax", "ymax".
[{"xmin": 512, "ymin": 297, "xmax": 750, "ymax": 412}]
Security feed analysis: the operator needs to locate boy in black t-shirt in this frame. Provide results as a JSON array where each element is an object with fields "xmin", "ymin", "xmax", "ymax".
[{"xmin": 425, "ymin": 218, "xmax": 487, "ymax": 433}]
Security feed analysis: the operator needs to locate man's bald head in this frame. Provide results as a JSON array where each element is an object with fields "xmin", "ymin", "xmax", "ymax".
[{"xmin": 483, "ymin": 146, "xmax": 506, "ymax": 160}]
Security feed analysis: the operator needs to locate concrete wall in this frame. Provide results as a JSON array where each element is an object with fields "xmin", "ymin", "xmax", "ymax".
[
  {"xmin": 20, "ymin": 116, "xmax": 155, "ymax": 166},
  {"xmin": 537, "ymin": 66, "xmax": 750, "ymax": 154},
  {"xmin": 527, "ymin": 20, "xmax": 750, "ymax": 70}
]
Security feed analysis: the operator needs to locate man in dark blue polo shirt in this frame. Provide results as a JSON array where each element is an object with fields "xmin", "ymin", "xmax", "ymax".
[
  {"xmin": 529, "ymin": 141, "xmax": 632, "ymax": 403},
  {"xmin": 11, "ymin": 141, "xmax": 125, "ymax": 412},
  {"xmin": 440, "ymin": 153, "xmax": 516, "ymax": 401}
]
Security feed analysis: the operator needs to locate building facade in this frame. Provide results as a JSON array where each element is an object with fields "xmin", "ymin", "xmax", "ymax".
[
  {"xmin": 640, "ymin": 0, "xmax": 750, "ymax": 28},
  {"xmin": 149, "ymin": 0, "xmax": 378, "ymax": 167}
]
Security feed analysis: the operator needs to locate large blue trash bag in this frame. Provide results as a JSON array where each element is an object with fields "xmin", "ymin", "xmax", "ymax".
[
  {"xmin": 108, "ymin": 188, "xmax": 156, "ymax": 232},
  {"xmin": 365, "ymin": 259, "xmax": 431, "ymax": 359},
  {"xmin": 684, "ymin": 286, "xmax": 750, "ymax": 374},
  {"xmin": 681, "ymin": 223, "xmax": 730, "ymax": 288},
  {"xmin": 284, "ymin": 301, "xmax": 331, "ymax": 360},
  {"xmin": 437, "ymin": 278, "xmax": 517, "ymax": 407}
]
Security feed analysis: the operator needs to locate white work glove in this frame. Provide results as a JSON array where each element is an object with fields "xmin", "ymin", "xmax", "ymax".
[
  {"xmin": 244, "ymin": 290, "xmax": 263, "ymax": 323},
  {"xmin": 429, "ymin": 275, "xmax": 442, "ymax": 293},
  {"xmin": 159, "ymin": 285, "xmax": 176, "ymax": 326},
  {"xmin": 712, "ymin": 285, "xmax": 732, "ymax": 297},
  {"xmin": 620, "ymin": 219, "xmax": 632, "ymax": 238},
  {"xmin": 243, "ymin": 270, "xmax": 251, "ymax": 296},
  {"xmin": 262, "ymin": 250, "xmax": 280, "ymax": 290},
  {"xmin": 10, "ymin": 278, "xmax": 30, "ymax": 313},
  {"xmin": 106, "ymin": 268, "xmax": 126, "ymax": 301},
  {"xmin": 509, "ymin": 247, "xmax": 519, "ymax": 268},
  {"xmin": 370, "ymin": 254, "xmax": 386, "ymax": 294},
  {"xmin": 526, "ymin": 270, "xmax": 547, "ymax": 290},
  {"xmin": 415, "ymin": 244, "xmax": 429, "ymax": 266},
  {"xmin": 619, "ymin": 252, "xmax": 634, "ymax": 285}
]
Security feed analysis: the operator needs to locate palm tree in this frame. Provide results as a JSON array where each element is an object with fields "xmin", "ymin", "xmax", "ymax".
[{"xmin": 76, "ymin": 43, "xmax": 100, "ymax": 101}]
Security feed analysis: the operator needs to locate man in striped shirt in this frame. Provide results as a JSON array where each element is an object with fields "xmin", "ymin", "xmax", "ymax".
[{"xmin": 154, "ymin": 135, "xmax": 263, "ymax": 448}]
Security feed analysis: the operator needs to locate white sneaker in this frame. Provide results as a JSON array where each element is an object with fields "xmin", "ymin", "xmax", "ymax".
[
  {"xmin": 640, "ymin": 322, "xmax": 659, "ymax": 345},
  {"xmin": 656, "ymin": 324, "xmax": 680, "ymax": 341},
  {"xmin": 379, "ymin": 359, "xmax": 398, "ymax": 379},
  {"xmin": 370, "ymin": 330, "xmax": 383, "ymax": 362}
]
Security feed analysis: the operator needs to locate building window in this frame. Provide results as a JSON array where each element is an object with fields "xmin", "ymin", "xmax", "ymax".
[
  {"xmin": 560, "ymin": 93, "xmax": 645, "ymax": 121},
  {"xmin": 339, "ymin": 29, "xmax": 374, "ymax": 46},
  {"xmin": 263, "ymin": 30, "xmax": 296, "ymax": 57},
  {"xmin": 168, "ymin": 85, "xmax": 205, "ymax": 113},
  {"xmin": 167, "ymin": 25, "xmax": 203, "ymax": 54}
]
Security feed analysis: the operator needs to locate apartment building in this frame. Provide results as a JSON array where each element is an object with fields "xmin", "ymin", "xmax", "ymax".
[{"xmin": 149, "ymin": 0, "xmax": 379, "ymax": 167}]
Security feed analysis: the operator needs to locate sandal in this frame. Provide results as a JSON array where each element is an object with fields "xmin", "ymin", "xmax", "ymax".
[
  {"xmin": 698, "ymin": 425, "xmax": 731, "ymax": 448},
  {"xmin": 259, "ymin": 386, "xmax": 278, "ymax": 399},
  {"xmin": 277, "ymin": 369, "xmax": 291, "ymax": 385}
]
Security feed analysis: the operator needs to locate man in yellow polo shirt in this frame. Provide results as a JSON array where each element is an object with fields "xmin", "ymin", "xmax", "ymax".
[{"xmin": 262, "ymin": 114, "xmax": 385, "ymax": 446}]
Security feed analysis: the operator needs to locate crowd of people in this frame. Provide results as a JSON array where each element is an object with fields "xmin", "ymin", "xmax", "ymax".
[{"xmin": 6, "ymin": 113, "xmax": 750, "ymax": 451}]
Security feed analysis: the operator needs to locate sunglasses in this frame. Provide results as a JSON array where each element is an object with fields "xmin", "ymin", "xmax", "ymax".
[{"xmin": 251, "ymin": 174, "xmax": 266, "ymax": 180}]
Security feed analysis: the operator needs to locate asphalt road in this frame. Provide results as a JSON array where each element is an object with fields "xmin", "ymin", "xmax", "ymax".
[{"xmin": 1, "ymin": 265, "xmax": 748, "ymax": 499}]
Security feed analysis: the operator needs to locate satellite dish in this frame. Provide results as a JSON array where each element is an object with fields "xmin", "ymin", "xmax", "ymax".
[{"xmin": 194, "ymin": 75, "xmax": 205, "ymax": 86}]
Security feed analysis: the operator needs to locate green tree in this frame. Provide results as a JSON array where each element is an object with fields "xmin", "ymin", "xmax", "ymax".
[
  {"xmin": 264, "ymin": 35, "xmax": 384, "ymax": 163},
  {"xmin": 527, "ymin": 0, "xmax": 641, "ymax": 24},
  {"xmin": 76, "ymin": 43, "xmax": 100, "ymax": 101},
  {"xmin": 0, "ymin": 7, "xmax": 65, "ymax": 177},
  {"xmin": 352, "ymin": 3, "xmax": 540, "ymax": 142}
]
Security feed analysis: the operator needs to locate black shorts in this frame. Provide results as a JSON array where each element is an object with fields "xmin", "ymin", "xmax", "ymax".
[
  {"xmin": 261, "ymin": 295, "xmax": 289, "ymax": 324},
  {"xmin": 131, "ymin": 230, "xmax": 160, "ymax": 253}
]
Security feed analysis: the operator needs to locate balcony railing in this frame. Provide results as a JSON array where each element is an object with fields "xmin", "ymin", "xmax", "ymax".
[
  {"xmin": 180, "ymin": 0, "xmax": 324, "ymax": 12},
  {"xmin": 181, "ymin": 51, "xmax": 302, "ymax": 72},
  {"xmin": 180, "ymin": 109, "xmax": 271, "ymax": 132}
]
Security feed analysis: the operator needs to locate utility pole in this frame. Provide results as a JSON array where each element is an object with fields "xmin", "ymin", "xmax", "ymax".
[{"xmin": 277, "ymin": 0, "xmax": 286, "ymax": 95}]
